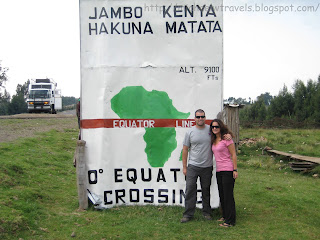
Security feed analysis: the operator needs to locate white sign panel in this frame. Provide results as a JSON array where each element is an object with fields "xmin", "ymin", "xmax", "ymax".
[{"xmin": 80, "ymin": 0, "xmax": 223, "ymax": 209}]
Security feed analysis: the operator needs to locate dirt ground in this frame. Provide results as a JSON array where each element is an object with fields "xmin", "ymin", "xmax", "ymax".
[{"xmin": 0, "ymin": 110, "xmax": 79, "ymax": 143}]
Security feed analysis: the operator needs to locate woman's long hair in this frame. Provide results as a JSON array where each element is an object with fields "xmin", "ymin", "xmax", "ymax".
[{"xmin": 210, "ymin": 119, "xmax": 234, "ymax": 145}]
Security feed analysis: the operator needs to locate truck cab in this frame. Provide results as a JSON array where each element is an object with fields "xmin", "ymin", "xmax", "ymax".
[{"xmin": 27, "ymin": 78, "xmax": 62, "ymax": 114}]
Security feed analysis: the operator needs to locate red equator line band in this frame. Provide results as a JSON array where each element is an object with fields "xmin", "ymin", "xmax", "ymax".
[{"xmin": 81, "ymin": 119, "xmax": 213, "ymax": 129}]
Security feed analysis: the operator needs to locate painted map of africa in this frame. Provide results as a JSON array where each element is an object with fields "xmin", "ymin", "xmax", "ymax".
[{"xmin": 111, "ymin": 86, "xmax": 190, "ymax": 167}]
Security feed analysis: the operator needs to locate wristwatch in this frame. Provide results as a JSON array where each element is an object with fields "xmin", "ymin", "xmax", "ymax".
[{"xmin": 233, "ymin": 169, "xmax": 237, "ymax": 172}]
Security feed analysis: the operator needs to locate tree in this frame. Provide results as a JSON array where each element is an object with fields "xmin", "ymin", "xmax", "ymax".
[
  {"xmin": 0, "ymin": 90, "xmax": 10, "ymax": 115},
  {"xmin": 62, "ymin": 96, "xmax": 77, "ymax": 106},
  {"xmin": 269, "ymin": 85, "xmax": 294, "ymax": 118},
  {"xmin": 259, "ymin": 92, "xmax": 273, "ymax": 106},
  {"xmin": 15, "ymin": 80, "xmax": 30, "ymax": 100},
  {"xmin": 8, "ymin": 80, "xmax": 29, "ymax": 115},
  {"xmin": 316, "ymin": 76, "xmax": 320, "ymax": 121},
  {"xmin": 238, "ymin": 76, "xmax": 320, "ymax": 125},
  {"xmin": 8, "ymin": 94, "xmax": 27, "ymax": 114},
  {"xmin": 239, "ymin": 94, "xmax": 268, "ymax": 122},
  {"xmin": 293, "ymin": 80, "xmax": 307, "ymax": 121},
  {"xmin": 239, "ymin": 105, "xmax": 250, "ymax": 121},
  {"xmin": 304, "ymin": 80, "xmax": 317, "ymax": 121},
  {"xmin": 0, "ymin": 61, "xmax": 10, "ymax": 115},
  {"xmin": 0, "ymin": 61, "xmax": 9, "ymax": 88},
  {"xmin": 250, "ymin": 97, "xmax": 267, "ymax": 121}
]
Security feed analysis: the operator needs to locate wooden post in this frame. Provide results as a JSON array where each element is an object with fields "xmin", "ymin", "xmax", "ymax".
[
  {"xmin": 76, "ymin": 140, "xmax": 88, "ymax": 210},
  {"xmin": 218, "ymin": 104, "xmax": 244, "ymax": 152}
]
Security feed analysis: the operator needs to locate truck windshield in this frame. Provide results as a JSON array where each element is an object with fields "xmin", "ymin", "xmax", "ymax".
[{"xmin": 29, "ymin": 90, "xmax": 50, "ymax": 98}]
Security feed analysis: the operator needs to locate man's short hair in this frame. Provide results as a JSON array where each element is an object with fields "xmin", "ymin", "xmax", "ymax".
[{"xmin": 195, "ymin": 109, "xmax": 205, "ymax": 117}]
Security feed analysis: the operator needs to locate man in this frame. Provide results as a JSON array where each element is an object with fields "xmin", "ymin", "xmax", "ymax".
[{"xmin": 181, "ymin": 109, "xmax": 214, "ymax": 223}]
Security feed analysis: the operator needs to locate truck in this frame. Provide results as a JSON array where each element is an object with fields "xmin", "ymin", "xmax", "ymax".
[{"xmin": 27, "ymin": 78, "xmax": 62, "ymax": 114}]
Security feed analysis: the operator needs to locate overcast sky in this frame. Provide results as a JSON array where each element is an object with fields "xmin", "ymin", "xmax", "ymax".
[{"xmin": 0, "ymin": 0, "xmax": 319, "ymax": 101}]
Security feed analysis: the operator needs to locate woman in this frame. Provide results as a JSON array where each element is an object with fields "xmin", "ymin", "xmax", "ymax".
[{"xmin": 210, "ymin": 119, "xmax": 238, "ymax": 227}]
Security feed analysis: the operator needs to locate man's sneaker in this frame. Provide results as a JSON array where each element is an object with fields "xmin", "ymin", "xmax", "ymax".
[
  {"xmin": 180, "ymin": 216, "xmax": 192, "ymax": 223},
  {"xmin": 204, "ymin": 215, "xmax": 212, "ymax": 221}
]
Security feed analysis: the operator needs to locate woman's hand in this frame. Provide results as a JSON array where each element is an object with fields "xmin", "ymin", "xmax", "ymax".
[{"xmin": 233, "ymin": 171, "xmax": 238, "ymax": 179}]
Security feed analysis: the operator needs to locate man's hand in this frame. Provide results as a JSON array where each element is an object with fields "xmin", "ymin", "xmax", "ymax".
[
  {"xmin": 183, "ymin": 166, "xmax": 187, "ymax": 176},
  {"xmin": 223, "ymin": 133, "xmax": 232, "ymax": 141}
]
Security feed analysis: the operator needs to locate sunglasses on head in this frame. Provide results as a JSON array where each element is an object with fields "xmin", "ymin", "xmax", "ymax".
[
  {"xmin": 195, "ymin": 116, "xmax": 206, "ymax": 119},
  {"xmin": 211, "ymin": 125, "xmax": 220, "ymax": 129}
]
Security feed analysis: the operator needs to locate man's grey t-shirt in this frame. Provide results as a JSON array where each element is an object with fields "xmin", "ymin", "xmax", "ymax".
[{"xmin": 183, "ymin": 124, "xmax": 214, "ymax": 168}]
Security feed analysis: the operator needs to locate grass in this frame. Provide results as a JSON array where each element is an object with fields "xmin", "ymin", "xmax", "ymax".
[
  {"xmin": 239, "ymin": 128, "xmax": 320, "ymax": 157},
  {"xmin": 0, "ymin": 122, "xmax": 319, "ymax": 239}
]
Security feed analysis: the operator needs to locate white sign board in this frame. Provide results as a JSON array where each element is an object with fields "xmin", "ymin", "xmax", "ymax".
[{"xmin": 79, "ymin": 0, "xmax": 223, "ymax": 209}]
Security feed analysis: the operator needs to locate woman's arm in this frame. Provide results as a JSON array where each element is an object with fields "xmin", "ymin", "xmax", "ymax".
[{"xmin": 228, "ymin": 143, "xmax": 238, "ymax": 179}]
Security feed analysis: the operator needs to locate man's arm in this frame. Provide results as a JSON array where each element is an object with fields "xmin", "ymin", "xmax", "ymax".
[
  {"xmin": 223, "ymin": 133, "xmax": 232, "ymax": 141},
  {"xmin": 182, "ymin": 145, "xmax": 189, "ymax": 176}
]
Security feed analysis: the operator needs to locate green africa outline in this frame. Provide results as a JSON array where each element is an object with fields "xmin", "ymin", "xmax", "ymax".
[{"xmin": 111, "ymin": 86, "xmax": 190, "ymax": 167}]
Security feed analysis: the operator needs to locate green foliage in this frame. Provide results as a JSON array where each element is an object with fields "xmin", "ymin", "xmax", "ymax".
[
  {"xmin": 15, "ymin": 80, "xmax": 30, "ymax": 99},
  {"xmin": 293, "ymin": 80, "xmax": 308, "ymax": 121},
  {"xmin": 268, "ymin": 85, "xmax": 294, "ymax": 119},
  {"xmin": 258, "ymin": 92, "xmax": 273, "ymax": 106},
  {"xmin": 0, "ymin": 80, "xmax": 30, "ymax": 115},
  {"xmin": 61, "ymin": 96, "xmax": 78, "ymax": 111},
  {"xmin": 62, "ymin": 96, "xmax": 77, "ymax": 107},
  {"xmin": 239, "ymin": 96, "xmax": 268, "ymax": 122},
  {"xmin": 239, "ymin": 75, "xmax": 320, "ymax": 126},
  {"xmin": 7, "ymin": 80, "xmax": 30, "ymax": 115},
  {"xmin": 8, "ymin": 94, "xmax": 27, "ymax": 114},
  {"xmin": 0, "ymin": 90, "xmax": 10, "ymax": 115}
]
